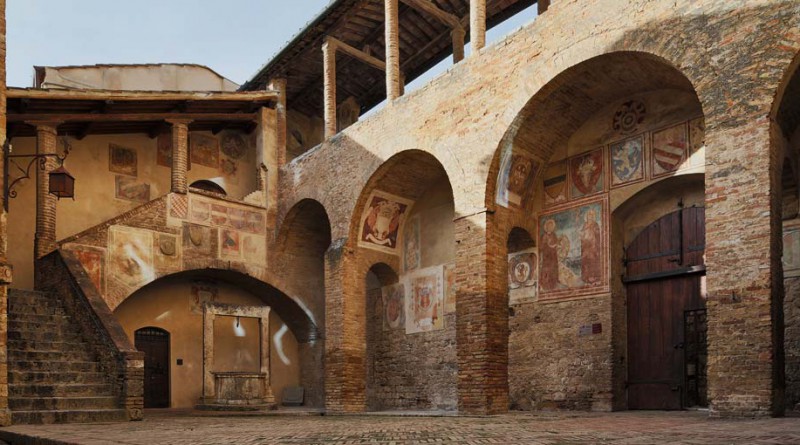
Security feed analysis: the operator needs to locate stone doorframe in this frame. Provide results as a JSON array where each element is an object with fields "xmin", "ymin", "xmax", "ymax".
[{"xmin": 201, "ymin": 302, "xmax": 275, "ymax": 404}]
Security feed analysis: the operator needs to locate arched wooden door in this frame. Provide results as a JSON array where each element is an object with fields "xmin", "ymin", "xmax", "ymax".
[
  {"xmin": 625, "ymin": 207, "xmax": 707, "ymax": 410},
  {"xmin": 135, "ymin": 327, "xmax": 171, "ymax": 408}
]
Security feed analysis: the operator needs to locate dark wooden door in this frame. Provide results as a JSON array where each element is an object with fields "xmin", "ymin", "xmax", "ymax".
[
  {"xmin": 135, "ymin": 327, "xmax": 170, "ymax": 409},
  {"xmin": 625, "ymin": 207, "xmax": 706, "ymax": 410}
]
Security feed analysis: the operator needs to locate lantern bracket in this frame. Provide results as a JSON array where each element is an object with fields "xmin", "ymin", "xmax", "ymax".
[{"xmin": 3, "ymin": 139, "xmax": 71, "ymax": 212}]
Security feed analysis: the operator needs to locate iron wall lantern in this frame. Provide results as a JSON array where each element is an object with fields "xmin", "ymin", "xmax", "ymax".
[{"xmin": 3, "ymin": 139, "xmax": 74, "ymax": 211}]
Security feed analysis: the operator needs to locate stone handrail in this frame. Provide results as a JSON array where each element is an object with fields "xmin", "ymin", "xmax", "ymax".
[{"xmin": 36, "ymin": 249, "xmax": 144, "ymax": 421}]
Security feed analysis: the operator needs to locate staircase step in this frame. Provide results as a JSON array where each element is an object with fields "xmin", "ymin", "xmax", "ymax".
[
  {"xmin": 11, "ymin": 360, "xmax": 101, "ymax": 373},
  {"xmin": 8, "ymin": 304, "xmax": 66, "ymax": 316},
  {"xmin": 7, "ymin": 313, "xmax": 71, "ymax": 324},
  {"xmin": 9, "ymin": 370, "xmax": 107, "ymax": 385},
  {"xmin": 11, "ymin": 409, "xmax": 127, "ymax": 425},
  {"xmin": 10, "ymin": 383, "xmax": 114, "ymax": 398},
  {"xmin": 8, "ymin": 349, "xmax": 97, "ymax": 363},
  {"xmin": 7, "ymin": 340, "xmax": 94, "ymax": 352},
  {"xmin": 10, "ymin": 396, "xmax": 118, "ymax": 411},
  {"xmin": 8, "ymin": 330, "xmax": 83, "ymax": 343}
]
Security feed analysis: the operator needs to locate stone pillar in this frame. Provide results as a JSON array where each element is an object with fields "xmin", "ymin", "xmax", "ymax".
[
  {"xmin": 538, "ymin": 0, "xmax": 550, "ymax": 15},
  {"xmin": 322, "ymin": 40, "xmax": 337, "ymax": 139},
  {"xmin": 384, "ymin": 0, "xmax": 401, "ymax": 101},
  {"xmin": 268, "ymin": 78, "xmax": 287, "ymax": 167},
  {"xmin": 256, "ymin": 107, "xmax": 278, "ymax": 234},
  {"xmin": 168, "ymin": 119, "xmax": 190, "ymax": 194},
  {"xmin": 202, "ymin": 308, "xmax": 216, "ymax": 401},
  {"xmin": 455, "ymin": 212, "xmax": 508, "ymax": 414},
  {"xmin": 452, "ymin": 27, "xmax": 465, "ymax": 63},
  {"xmin": 705, "ymin": 117, "xmax": 784, "ymax": 417},
  {"xmin": 0, "ymin": 0, "xmax": 9, "ymax": 426},
  {"xmin": 324, "ymin": 240, "xmax": 366, "ymax": 412},
  {"xmin": 470, "ymin": 0, "xmax": 486, "ymax": 54},
  {"xmin": 259, "ymin": 308, "xmax": 276, "ymax": 404},
  {"xmin": 33, "ymin": 123, "xmax": 58, "ymax": 260}
]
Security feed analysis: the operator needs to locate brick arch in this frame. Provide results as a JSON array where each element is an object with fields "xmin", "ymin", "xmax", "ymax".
[
  {"xmin": 773, "ymin": 49, "xmax": 800, "ymax": 138},
  {"xmin": 275, "ymin": 198, "xmax": 332, "ymax": 256}
]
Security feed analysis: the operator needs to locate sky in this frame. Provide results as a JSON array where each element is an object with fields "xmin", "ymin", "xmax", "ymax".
[{"xmin": 7, "ymin": 0, "xmax": 536, "ymax": 92}]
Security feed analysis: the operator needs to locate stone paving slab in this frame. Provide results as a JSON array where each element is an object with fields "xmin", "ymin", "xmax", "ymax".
[{"xmin": 0, "ymin": 411, "xmax": 799, "ymax": 445}]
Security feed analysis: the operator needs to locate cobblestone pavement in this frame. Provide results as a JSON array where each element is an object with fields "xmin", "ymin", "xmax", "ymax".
[{"xmin": 1, "ymin": 410, "xmax": 800, "ymax": 444}]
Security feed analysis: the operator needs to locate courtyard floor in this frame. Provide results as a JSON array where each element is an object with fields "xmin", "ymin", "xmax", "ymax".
[{"xmin": 0, "ymin": 410, "xmax": 799, "ymax": 444}]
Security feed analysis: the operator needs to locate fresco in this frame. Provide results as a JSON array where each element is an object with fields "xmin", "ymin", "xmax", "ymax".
[
  {"xmin": 221, "ymin": 159, "xmax": 238, "ymax": 184},
  {"xmin": 63, "ymin": 244, "xmax": 106, "ymax": 293},
  {"xmin": 652, "ymin": 122, "xmax": 687, "ymax": 178},
  {"xmin": 610, "ymin": 135, "xmax": 644, "ymax": 187},
  {"xmin": 496, "ymin": 143, "xmax": 540, "ymax": 208},
  {"xmin": 154, "ymin": 233, "xmax": 181, "ymax": 272},
  {"xmin": 382, "ymin": 283, "xmax": 405, "ymax": 331},
  {"xmin": 190, "ymin": 134, "xmax": 220, "ymax": 168},
  {"xmin": 157, "ymin": 132, "xmax": 172, "ymax": 167},
  {"xmin": 108, "ymin": 225, "xmax": 155, "ymax": 288},
  {"xmin": 115, "ymin": 176, "xmax": 150, "ymax": 203},
  {"xmin": 221, "ymin": 132, "xmax": 247, "ymax": 159},
  {"xmin": 182, "ymin": 222, "xmax": 214, "ymax": 255},
  {"xmin": 784, "ymin": 221, "xmax": 800, "ymax": 278},
  {"xmin": 508, "ymin": 248, "xmax": 537, "ymax": 305},
  {"xmin": 187, "ymin": 195, "xmax": 266, "ymax": 235},
  {"xmin": 444, "ymin": 263, "xmax": 457, "ymax": 314},
  {"xmin": 191, "ymin": 281, "xmax": 218, "ymax": 314},
  {"xmin": 404, "ymin": 215, "xmax": 421, "ymax": 272},
  {"xmin": 543, "ymin": 161, "xmax": 568, "ymax": 207},
  {"xmin": 242, "ymin": 234, "xmax": 267, "ymax": 265},
  {"xmin": 689, "ymin": 117, "xmax": 705, "ymax": 167},
  {"xmin": 108, "ymin": 144, "xmax": 138, "ymax": 177},
  {"xmin": 405, "ymin": 265, "xmax": 444, "ymax": 334},
  {"xmin": 538, "ymin": 198, "xmax": 608, "ymax": 300},
  {"xmin": 219, "ymin": 229, "xmax": 241, "ymax": 260},
  {"xmin": 358, "ymin": 190, "xmax": 413, "ymax": 255},
  {"xmin": 569, "ymin": 148, "xmax": 604, "ymax": 199}
]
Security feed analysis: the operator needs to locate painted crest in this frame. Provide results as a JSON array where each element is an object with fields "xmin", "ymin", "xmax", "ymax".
[
  {"xmin": 610, "ymin": 135, "xmax": 644, "ymax": 187},
  {"xmin": 358, "ymin": 190, "xmax": 413, "ymax": 254},
  {"xmin": 652, "ymin": 123, "xmax": 687, "ymax": 177},
  {"xmin": 569, "ymin": 148, "xmax": 604, "ymax": 199}
]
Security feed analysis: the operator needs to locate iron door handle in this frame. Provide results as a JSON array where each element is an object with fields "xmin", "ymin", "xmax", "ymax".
[{"xmin": 674, "ymin": 342, "xmax": 684, "ymax": 350}]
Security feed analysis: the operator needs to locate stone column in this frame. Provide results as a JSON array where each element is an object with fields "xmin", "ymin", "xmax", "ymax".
[
  {"xmin": 322, "ymin": 40, "xmax": 337, "ymax": 139},
  {"xmin": 202, "ymin": 307, "xmax": 216, "ymax": 401},
  {"xmin": 384, "ymin": 0, "xmax": 401, "ymax": 101},
  {"xmin": 452, "ymin": 27, "xmax": 465, "ymax": 63},
  {"xmin": 268, "ymin": 78, "xmax": 287, "ymax": 167},
  {"xmin": 0, "ymin": 0, "xmax": 9, "ymax": 426},
  {"xmin": 704, "ymin": 117, "xmax": 784, "ymax": 417},
  {"xmin": 324, "ymin": 240, "xmax": 366, "ymax": 412},
  {"xmin": 470, "ymin": 0, "xmax": 486, "ymax": 54},
  {"xmin": 455, "ymin": 212, "xmax": 508, "ymax": 414},
  {"xmin": 259, "ymin": 308, "xmax": 276, "ymax": 404},
  {"xmin": 33, "ymin": 123, "xmax": 58, "ymax": 260},
  {"xmin": 538, "ymin": 0, "xmax": 550, "ymax": 15},
  {"xmin": 168, "ymin": 119, "xmax": 190, "ymax": 194}
]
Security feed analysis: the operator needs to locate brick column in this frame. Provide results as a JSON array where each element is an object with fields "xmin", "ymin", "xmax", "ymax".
[
  {"xmin": 33, "ymin": 123, "xmax": 58, "ymax": 260},
  {"xmin": 384, "ymin": 0, "xmax": 401, "ymax": 101},
  {"xmin": 168, "ymin": 119, "xmax": 190, "ymax": 194},
  {"xmin": 268, "ymin": 78, "xmax": 287, "ymax": 167},
  {"xmin": 455, "ymin": 211, "xmax": 508, "ymax": 414},
  {"xmin": 452, "ymin": 27, "xmax": 465, "ymax": 63},
  {"xmin": 705, "ymin": 117, "xmax": 784, "ymax": 417},
  {"xmin": 322, "ymin": 40, "xmax": 337, "ymax": 139},
  {"xmin": 0, "ymin": 0, "xmax": 9, "ymax": 426},
  {"xmin": 324, "ymin": 240, "xmax": 366, "ymax": 412},
  {"xmin": 470, "ymin": 0, "xmax": 486, "ymax": 54},
  {"xmin": 255, "ymin": 106, "xmax": 278, "ymax": 228}
]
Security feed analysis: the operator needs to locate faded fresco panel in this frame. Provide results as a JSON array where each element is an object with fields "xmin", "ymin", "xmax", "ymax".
[
  {"xmin": 784, "ymin": 220, "xmax": 800, "ymax": 278},
  {"xmin": 157, "ymin": 132, "xmax": 172, "ymax": 168},
  {"xmin": 496, "ymin": 143, "xmax": 540, "ymax": 208},
  {"xmin": 569, "ymin": 148, "xmax": 604, "ymax": 200},
  {"xmin": 404, "ymin": 215, "xmax": 420, "ymax": 272},
  {"xmin": 538, "ymin": 198, "xmax": 609, "ymax": 301},
  {"xmin": 382, "ymin": 283, "xmax": 405, "ymax": 331},
  {"xmin": 242, "ymin": 234, "xmax": 267, "ymax": 266},
  {"xmin": 108, "ymin": 225, "xmax": 155, "ymax": 289},
  {"xmin": 108, "ymin": 144, "xmax": 138, "ymax": 177},
  {"xmin": 191, "ymin": 281, "xmax": 218, "ymax": 314},
  {"xmin": 219, "ymin": 229, "xmax": 241, "ymax": 260},
  {"xmin": 154, "ymin": 233, "xmax": 181, "ymax": 272},
  {"xmin": 115, "ymin": 176, "xmax": 150, "ymax": 203},
  {"xmin": 543, "ymin": 160, "xmax": 568, "ymax": 207},
  {"xmin": 609, "ymin": 135, "xmax": 645, "ymax": 188},
  {"xmin": 444, "ymin": 263, "xmax": 457, "ymax": 314},
  {"xmin": 183, "ymin": 222, "xmax": 214, "ymax": 256},
  {"xmin": 190, "ymin": 134, "xmax": 220, "ymax": 168},
  {"xmin": 688, "ymin": 117, "xmax": 705, "ymax": 167},
  {"xmin": 221, "ymin": 132, "xmax": 248, "ymax": 160},
  {"xmin": 651, "ymin": 122, "xmax": 688, "ymax": 178},
  {"xmin": 405, "ymin": 265, "xmax": 444, "ymax": 334},
  {"xmin": 509, "ymin": 248, "xmax": 538, "ymax": 305},
  {"xmin": 63, "ymin": 243, "xmax": 106, "ymax": 294},
  {"xmin": 358, "ymin": 190, "xmax": 413, "ymax": 255}
]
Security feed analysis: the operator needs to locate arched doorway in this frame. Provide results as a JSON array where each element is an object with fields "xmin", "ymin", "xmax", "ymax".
[
  {"xmin": 625, "ymin": 207, "xmax": 706, "ymax": 410},
  {"xmin": 135, "ymin": 327, "xmax": 171, "ymax": 409}
]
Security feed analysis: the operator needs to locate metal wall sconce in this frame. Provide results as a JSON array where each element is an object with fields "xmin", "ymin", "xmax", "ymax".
[{"xmin": 3, "ymin": 139, "xmax": 75, "ymax": 212}]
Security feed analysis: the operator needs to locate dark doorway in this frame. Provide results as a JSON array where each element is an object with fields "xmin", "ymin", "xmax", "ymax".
[
  {"xmin": 624, "ymin": 206, "xmax": 707, "ymax": 410},
  {"xmin": 135, "ymin": 327, "xmax": 171, "ymax": 408}
]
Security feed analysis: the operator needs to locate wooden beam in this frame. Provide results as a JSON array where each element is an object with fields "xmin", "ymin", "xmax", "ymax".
[
  {"xmin": 8, "ymin": 112, "xmax": 258, "ymax": 123},
  {"xmin": 326, "ymin": 36, "xmax": 386, "ymax": 71},
  {"xmin": 6, "ymin": 88, "xmax": 279, "ymax": 103},
  {"xmin": 399, "ymin": 0, "xmax": 460, "ymax": 28}
]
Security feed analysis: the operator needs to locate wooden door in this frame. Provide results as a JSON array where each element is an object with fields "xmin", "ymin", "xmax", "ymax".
[
  {"xmin": 135, "ymin": 327, "xmax": 170, "ymax": 409},
  {"xmin": 625, "ymin": 207, "xmax": 706, "ymax": 410}
]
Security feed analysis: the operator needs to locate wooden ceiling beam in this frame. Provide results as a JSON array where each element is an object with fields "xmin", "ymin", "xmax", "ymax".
[
  {"xmin": 326, "ymin": 36, "xmax": 387, "ymax": 71},
  {"xmin": 6, "ymin": 88, "xmax": 279, "ymax": 102},
  {"xmin": 400, "ymin": 0, "xmax": 461, "ymax": 28},
  {"xmin": 8, "ymin": 112, "xmax": 258, "ymax": 123}
]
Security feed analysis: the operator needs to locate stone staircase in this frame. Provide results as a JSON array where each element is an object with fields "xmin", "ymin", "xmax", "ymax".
[{"xmin": 7, "ymin": 289, "xmax": 127, "ymax": 424}]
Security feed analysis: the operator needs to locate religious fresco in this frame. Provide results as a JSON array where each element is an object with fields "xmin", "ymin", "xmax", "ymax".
[
  {"xmin": 688, "ymin": 117, "xmax": 706, "ymax": 167},
  {"xmin": 190, "ymin": 134, "xmax": 220, "ymax": 168},
  {"xmin": 538, "ymin": 197, "xmax": 609, "ymax": 301},
  {"xmin": 63, "ymin": 244, "xmax": 106, "ymax": 293},
  {"xmin": 157, "ymin": 132, "xmax": 172, "ymax": 168},
  {"xmin": 543, "ymin": 161, "xmax": 568, "ymax": 207},
  {"xmin": 154, "ymin": 233, "xmax": 181, "ymax": 272},
  {"xmin": 191, "ymin": 281, "xmax": 218, "ymax": 314},
  {"xmin": 404, "ymin": 215, "xmax": 421, "ymax": 272},
  {"xmin": 219, "ymin": 229, "xmax": 241, "ymax": 260},
  {"xmin": 221, "ymin": 132, "xmax": 247, "ymax": 160},
  {"xmin": 444, "ymin": 263, "xmax": 457, "ymax": 314},
  {"xmin": 382, "ymin": 283, "xmax": 405, "ymax": 331},
  {"xmin": 651, "ymin": 122, "xmax": 688, "ymax": 178},
  {"xmin": 609, "ymin": 135, "xmax": 645, "ymax": 188},
  {"xmin": 115, "ymin": 176, "xmax": 151, "ymax": 203},
  {"xmin": 405, "ymin": 265, "xmax": 444, "ymax": 334},
  {"xmin": 108, "ymin": 144, "xmax": 138, "ymax": 177},
  {"xmin": 509, "ymin": 248, "xmax": 538, "ymax": 304},
  {"xmin": 569, "ymin": 148, "xmax": 604, "ymax": 199},
  {"xmin": 358, "ymin": 190, "xmax": 413, "ymax": 255},
  {"xmin": 108, "ymin": 225, "xmax": 155, "ymax": 288},
  {"xmin": 784, "ymin": 221, "xmax": 800, "ymax": 278},
  {"xmin": 496, "ymin": 143, "xmax": 541, "ymax": 208}
]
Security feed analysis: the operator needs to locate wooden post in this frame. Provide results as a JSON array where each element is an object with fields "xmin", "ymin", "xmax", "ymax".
[
  {"xmin": 538, "ymin": 0, "xmax": 550, "ymax": 15},
  {"xmin": 167, "ymin": 119, "xmax": 190, "ymax": 194},
  {"xmin": 452, "ymin": 27, "xmax": 465, "ymax": 63},
  {"xmin": 470, "ymin": 0, "xmax": 486, "ymax": 54},
  {"xmin": 385, "ymin": 0, "xmax": 401, "ymax": 101},
  {"xmin": 33, "ymin": 122, "xmax": 58, "ymax": 260},
  {"xmin": 322, "ymin": 39, "xmax": 337, "ymax": 138}
]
